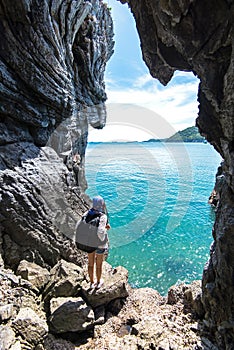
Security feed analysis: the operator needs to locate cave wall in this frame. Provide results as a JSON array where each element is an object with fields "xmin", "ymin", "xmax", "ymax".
[
  {"xmin": 118, "ymin": 0, "xmax": 234, "ymax": 347},
  {"xmin": 0, "ymin": 0, "xmax": 114, "ymax": 268},
  {"xmin": 1, "ymin": 0, "xmax": 234, "ymax": 347}
]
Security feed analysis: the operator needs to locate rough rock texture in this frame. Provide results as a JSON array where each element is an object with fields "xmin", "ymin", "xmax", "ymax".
[
  {"xmin": 43, "ymin": 259, "xmax": 84, "ymax": 303},
  {"xmin": 119, "ymin": 0, "xmax": 234, "ymax": 347},
  {"xmin": 0, "ymin": 0, "xmax": 113, "ymax": 145},
  {"xmin": 81, "ymin": 263, "xmax": 129, "ymax": 308},
  {"xmin": 12, "ymin": 307, "xmax": 48, "ymax": 346},
  {"xmin": 0, "ymin": 0, "xmax": 114, "ymax": 269},
  {"xmin": 1, "ymin": 0, "xmax": 234, "ymax": 348},
  {"xmin": 16, "ymin": 260, "xmax": 50, "ymax": 290},
  {"xmin": 75, "ymin": 282, "xmax": 215, "ymax": 350},
  {"xmin": 0, "ymin": 265, "xmax": 215, "ymax": 349},
  {"xmin": 49, "ymin": 296, "xmax": 95, "ymax": 333}
]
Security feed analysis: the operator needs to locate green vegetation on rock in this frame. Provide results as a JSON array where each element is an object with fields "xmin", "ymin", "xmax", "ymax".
[{"xmin": 166, "ymin": 126, "xmax": 205, "ymax": 143}]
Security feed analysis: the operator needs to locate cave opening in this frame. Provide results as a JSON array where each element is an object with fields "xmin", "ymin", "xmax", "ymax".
[{"xmin": 85, "ymin": 1, "xmax": 223, "ymax": 295}]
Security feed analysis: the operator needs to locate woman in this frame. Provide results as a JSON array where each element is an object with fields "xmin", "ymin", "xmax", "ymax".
[{"xmin": 87, "ymin": 195, "xmax": 110, "ymax": 289}]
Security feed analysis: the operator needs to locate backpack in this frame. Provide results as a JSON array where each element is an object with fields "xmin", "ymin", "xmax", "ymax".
[{"xmin": 75, "ymin": 212, "xmax": 108, "ymax": 253}]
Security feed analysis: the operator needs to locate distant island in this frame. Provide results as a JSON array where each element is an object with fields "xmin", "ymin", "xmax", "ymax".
[
  {"xmin": 144, "ymin": 126, "xmax": 206, "ymax": 143},
  {"xmin": 88, "ymin": 126, "xmax": 207, "ymax": 144},
  {"xmin": 166, "ymin": 126, "xmax": 205, "ymax": 142}
]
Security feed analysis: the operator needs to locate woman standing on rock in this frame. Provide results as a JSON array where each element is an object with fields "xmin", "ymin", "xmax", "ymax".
[{"xmin": 84, "ymin": 196, "xmax": 110, "ymax": 289}]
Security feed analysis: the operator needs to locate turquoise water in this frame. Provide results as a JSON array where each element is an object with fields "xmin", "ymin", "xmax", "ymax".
[{"xmin": 85, "ymin": 142, "xmax": 221, "ymax": 295}]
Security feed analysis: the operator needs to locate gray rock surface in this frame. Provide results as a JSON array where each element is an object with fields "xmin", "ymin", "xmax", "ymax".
[
  {"xmin": 0, "ymin": 325, "xmax": 16, "ymax": 350},
  {"xmin": 0, "ymin": 0, "xmax": 114, "ymax": 271},
  {"xmin": 0, "ymin": 0, "xmax": 114, "ymax": 146},
  {"xmin": 0, "ymin": 304, "xmax": 14, "ymax": 322},
  {"xmin": 0, "ymin": 0, "xmax": 233, "ymax": 348},
  {"xmin": 81, "ymin": 262, "xmax": 129, "ymax": 308},
  {"xmin": 49, "ymin": 297, "xmax": 94, "ymax": 333},
  {"xmin": 12, "ymin": 307, "xmax": 48, "ymax": 345},
  {"xmin": 0, "ymin": 261, "xmax": 215, "ymax": 349},
  {"xmin": 16, "ymin": 260, "xmax": 50, "ymax": 291},
  {"xmin": 43, "ymin": 259, "xmax": 84, "ymax": 302}
]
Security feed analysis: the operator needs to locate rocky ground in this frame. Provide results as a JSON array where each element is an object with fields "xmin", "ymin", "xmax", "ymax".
[{"xmin": 0, "ymin": 255, "xmax": 219, "ymax": 350}]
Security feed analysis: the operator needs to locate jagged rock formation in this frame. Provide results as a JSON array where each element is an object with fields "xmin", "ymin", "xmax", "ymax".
[
  {"xmin": 1, "ymin": 0, "xmax": 234, "ymax": 348},
  {"xmin": 0, "ymin": 1, "xmax": 115, "ymax": 347},
  {"xmin": 0, "ymin": 259, "xmax": 210, "ymax": 349},
  {"xmin": 0, "ymin": 0, "xmax": 114, "ymax": 266},
  {"xmin": 0, "ymin": 260, "xmax": 130, "ymax": 348},
  {"xmin": 119, "ymin": 0, "xmax": 234, "ymax": 348}
]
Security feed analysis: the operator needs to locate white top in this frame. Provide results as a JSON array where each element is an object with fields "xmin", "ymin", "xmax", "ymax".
[{"xmin": 97, "ymin": 213, "xmax": 109, "ymax": 248}]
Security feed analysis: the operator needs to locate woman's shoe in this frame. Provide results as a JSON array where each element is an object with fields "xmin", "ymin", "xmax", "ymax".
[
  {"xmin": 90, "ymin": 282, "xmax": 97, "ymax": 289},
  {"xmin": 96, "ymin": 279, "xmax": 104, "ymax": 289}
]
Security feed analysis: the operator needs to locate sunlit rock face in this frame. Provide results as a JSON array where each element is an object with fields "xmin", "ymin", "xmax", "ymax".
[
  {"xmin": 0, "ymin": 0, "xmax": 113, "ymax": 146},
  {"xmin": 119, "ymin": 0, "xmax": 234, "ymax": 347},
  {"xmin": 0, "ymin": 0, "xmax": 114, "ymax": 267}
]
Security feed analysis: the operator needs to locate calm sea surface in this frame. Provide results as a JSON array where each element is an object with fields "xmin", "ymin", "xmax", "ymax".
[{"xmin": 85, "ymin": 142, "xmax": 222, "ymax": 295}]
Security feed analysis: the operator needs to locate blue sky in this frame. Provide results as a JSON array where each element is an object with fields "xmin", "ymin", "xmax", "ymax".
[{"xmin": 88, "ymin": 0, "xmax": 200, "ymax": 142}]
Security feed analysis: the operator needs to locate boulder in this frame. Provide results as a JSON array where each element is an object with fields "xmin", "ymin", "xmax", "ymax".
[
  {"xmin": 0, "ymin": 304, "xmax": 14, "ymax": 322},
  {"xmin": 12, "ymin": 307, "xmax": 48, "ymax": 346},
  {"xmin": 49, "ymin": 297, "xmax": 94, "ymax": 334},
  {"xmin": 167, "ymin": 280, "xmax": 204, "ymax": 317},
  {"xmin": 43, "ymin": 334, "xmax": 75, "ymax": 350},
  {"xmin": 111, "ymin": 287, "xmax": 165, "ymax": 324},
  {"xmin": 132, "ymin": 318, "xmax": 165, "ymax": 346},
  {"xmin": 81, "ymin": 262, "xmax": 129, "ymax": 308},
  {"xmin": 43, "ymin": 259, "xmax": 84, "ymax": 302},
  {"xmin": 16, "ymin": 260, "xmax": 50, "ymax": 291},
  {"xmin": 8, "ymin": 341, "xmax": 21, "ymax": 350},
  {"xmin": 0, "ymin": 325, "xmax": 16, "ymax": 350}
]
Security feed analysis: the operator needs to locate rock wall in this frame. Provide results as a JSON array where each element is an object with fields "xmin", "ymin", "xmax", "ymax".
[
  {"xmin": 0, "ymin": 0, "xmax": 114, "ymax": 268},
  {"xmin": 119, "ymin": 0, "xmax": 234, "ymax": 347},
  {"xmin": 1, "ymin": 0, "xmax": 234, "ymax": 348}
]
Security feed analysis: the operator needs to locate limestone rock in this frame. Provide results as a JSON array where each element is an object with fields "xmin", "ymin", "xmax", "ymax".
[
  {"xmin": 12, "ymin": 307, "xmax": 48, "ymax": 346},
  {"xmin": 0, "ymin": 304, "xmax": 14, "ymax": 322},
  {"xmin": 43, "ymin": 334, "xmax": 76, "ymax": 350},
  {"xmin": 81, "ymin": 262, "xmax": 129, "ymax": 308},
  {"xmin": 0, "ymin": 230, "xmax": 4, "ymax": 268},
  {"xmin": 0, "ymin": 325, "xmax": 16, "ymax": 350},
  {"xmin": 0, "ymin": 0, "xmax": 114, "ymax": 145},
  {"xmin": 109, "ymin": 287, "xmax": 164, "ymax": 325},
  {"xmin": 1, "ymin": 146, "xmax": 88, "ymax": 270},
  {"xmin": 8, "ymin": 341, "xmax": 21, "ymax": 350},
  {"xmin": 43, "ymin": 259, "xmax": 84, "ymax": 302},
  {"xmin": 16, "ymin": 260, "xmax": 50, "ymax": 291},
  {"xmin": 0, "ymin": 0, "xmax": 113, "ymax": 274},
  {"xmin": 82, "ymin": 284, "xmax": 205, "ymax": 350},
  {"xmin": 49, "ymin": 297, "xmax": 94, "ymax": 334},
  {"xmin": 131, "ymin": 318, "xmax": 166, "ymax": 347}
]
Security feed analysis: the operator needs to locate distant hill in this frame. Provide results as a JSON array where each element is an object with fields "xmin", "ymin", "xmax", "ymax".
[{"xmin": 165, "ymin": 126, "xmax": 205, "ymax": 143}]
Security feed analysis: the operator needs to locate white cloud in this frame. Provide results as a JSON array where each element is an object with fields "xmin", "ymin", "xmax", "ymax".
[
  {"xmin": 88, "ymin": 124, "xmax": 153, "ymax": 143},
  {"xmin": 105, "ymin": 72, "xmax": 199, "ymax": 132},
  {"xmin": 133, "ymin": 73, "xmax": 154, "ymax": 88}
]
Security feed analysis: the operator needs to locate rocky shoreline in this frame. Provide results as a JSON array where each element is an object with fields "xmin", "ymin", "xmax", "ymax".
[
  {"xmin": 0, "ymin": 0, "xmax": 233, "ymax": 348},
  {"xmin": 0, "ymin": 255, "xmax": 218, "ymax": 350}
]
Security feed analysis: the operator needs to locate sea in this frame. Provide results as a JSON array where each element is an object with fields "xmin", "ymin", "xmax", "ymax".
[{"xmin": 85, "ymin": 141, "xmax": 222, "ymax": 295}]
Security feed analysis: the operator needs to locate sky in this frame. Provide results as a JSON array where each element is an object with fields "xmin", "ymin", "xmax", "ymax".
[{"xmin": 88, "ymin": 0, "xmax": 200, "ymax": 142}]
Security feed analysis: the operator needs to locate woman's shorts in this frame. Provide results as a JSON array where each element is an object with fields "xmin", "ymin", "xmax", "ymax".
[{"xmin": 95, "ymin": 248, "xmax": 105, "ymax": 255}]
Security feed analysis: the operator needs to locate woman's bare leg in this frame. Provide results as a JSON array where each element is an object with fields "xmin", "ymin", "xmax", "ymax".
[
  {"xmin": 96, "ymin": 253, "xmax": 104, "ymax": 283},
  {"xmin": 88, "ymin": 252, "xmax": 96, "ymax": 283}
]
